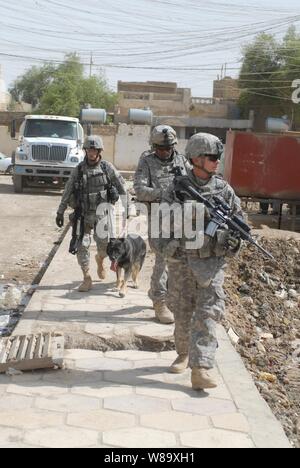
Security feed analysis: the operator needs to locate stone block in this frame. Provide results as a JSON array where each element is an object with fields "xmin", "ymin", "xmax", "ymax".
[
  {"xmin": 24, "ymin": 427, "xmax": 99, "ymax": 448},
  {"xmin": 211, "ymin": 413, "xmax": 250, "ymax": 433},
  {"xmin": 35, "ymin": 394, "xmax": 102, "ymax": 413},
  {"xmin": 172, "ymin": 397, "xmax": 237, "ymax": 416},
  {"xmin": 141, "ymin": 411, "xmax": 210, "ymax": 432},
  {"xmin": 103, "ymin": 427, "xmax": 176, "ymax": 448},
  {"xmin": 104, "ymin": 394, "xmax": 171, "ymax": 415},
  {"xmin": 67, "ymin": 409, "xmax": 135, "ymax": 431},
  {"xmin": 0, "ymin": 409, "xmax": 64, "ymax": 429},
  {"xmin": 180, "ymin": 428, "xmax": 255, "ymax": 448}
]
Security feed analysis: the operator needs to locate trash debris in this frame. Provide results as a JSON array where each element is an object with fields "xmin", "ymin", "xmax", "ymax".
[
  {"xmin": 275, "ymin": 290, "xmax": 288, "ymax": 300},
  {"xmin": 3, "ymin": 286, "xmax": 22, "ymax": 309},
  {"xmin": 0, "ymin": 327, "xmax": 10, "ymax": 337},
  {"xmin": 288, "ymin": 289, "xmax": 299, "ymax": 300},
  {"xmin": 227, "ymin": 327, "xmax": 240, "ymax": 345},
  {"xmin": 0, "ymin": 283, "xmax": 35, "ymax": 335},
  {"xmin": 0, "ymin": 315, "xmax": 10, "ymax": 328},
  {"xmin": 260, "ymin": 333, "xmax": 274, "ymax": 341},
  {"xmin": 223, "ymin": 236, "xmax": 300, "ymax": 448},
  {"xmin": 259, "ymin": 372, "xmax": 277, "ymax": 383},
  {"xmin": 6, "ymin": 368, "xmax": 23, "ymax": 376}
]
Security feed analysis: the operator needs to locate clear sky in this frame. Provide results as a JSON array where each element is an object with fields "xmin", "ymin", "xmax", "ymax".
[{"xmin": 0, "ymin": 0, "xmax": 300, "ymax": 97}]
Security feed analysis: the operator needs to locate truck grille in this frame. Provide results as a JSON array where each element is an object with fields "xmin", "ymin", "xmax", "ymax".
[{"xmin": 31, "ymin": 145, "xmax": 68, "ymax": 162}]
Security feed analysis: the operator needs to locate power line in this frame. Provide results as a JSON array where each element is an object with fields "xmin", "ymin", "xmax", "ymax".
[{"xmin": 1, "ymin": 0, "xmax": 300, "ymax": 95}]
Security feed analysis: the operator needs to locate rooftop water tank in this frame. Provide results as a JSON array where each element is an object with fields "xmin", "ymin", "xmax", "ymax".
[
  {"xmin": 266, "ymin": 117, "xmax": 290, "ymax": 133},
  {"xmin": 80, "ymin": 108, "xmax": 107, "ymax": 124},
  {"xmin": 128, "ymin": 108, "xmax": 153, "ymax": 125}
]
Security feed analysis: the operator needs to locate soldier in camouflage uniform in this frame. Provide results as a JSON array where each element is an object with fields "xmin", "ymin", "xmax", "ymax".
[
  {"xmin": 134, "ymin": 125, "xmax": 189, "ymax": 324},
  {"xmin": 161, "ymin": 133, "xmax": 244, "ymax": 390},
  {"xmin": 56, "ymin": 135, "xmax": 127, "ymax": 292}
]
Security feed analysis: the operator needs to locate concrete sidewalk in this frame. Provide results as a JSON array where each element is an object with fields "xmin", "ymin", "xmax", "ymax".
[{"xmin": 0, "ymin": 233, "xmax": 291, "ymax": 448}]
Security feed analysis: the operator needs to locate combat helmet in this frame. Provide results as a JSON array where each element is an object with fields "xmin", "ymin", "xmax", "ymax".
[
  {"xmin": 185, "ymin": 133, "xmax": 223, "ymax": 160},
  {"xmin": 150, "ymin": 125, "xmax": 178, "ymax": 147},
  {"xmin": 83, "ymin": 135, "xmax": 104, "ymax": 151}
]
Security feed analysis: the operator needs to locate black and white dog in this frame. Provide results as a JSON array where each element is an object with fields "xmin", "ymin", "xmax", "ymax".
[{"xmin": 107, "ymin": 235, "xmax": 147, "ymax": 298}]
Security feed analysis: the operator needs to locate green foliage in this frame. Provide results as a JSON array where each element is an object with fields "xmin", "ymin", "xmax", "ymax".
[
  {"xmin": 9, "ymin": 64, "xmax": 56, "ymax": 108},
  {"xmin": 78, "ymin": 75, "xmax": 118, "ymax": 111},
  {"xmin": 238, "ymin": 27, "xmax": 300, "ymax": 127},
  {"xmin": 38, "ymin": 76, "xmax": 80, "ymax": 116},
  {"xmin": 9, "ymin": 53, "xmax": 118, "ymax": 118}
]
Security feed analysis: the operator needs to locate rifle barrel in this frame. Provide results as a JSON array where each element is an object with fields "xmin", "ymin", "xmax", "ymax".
[{"xmin": 176, "ymin": 177, "xmax": 275, "ymax": 262}]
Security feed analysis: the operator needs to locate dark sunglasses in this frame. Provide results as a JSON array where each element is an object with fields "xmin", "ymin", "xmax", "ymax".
[
  {"xmin": 206, "ymin": 154, "xmax": 221, "ymax": 162},
  {"xmin": 155, "ymin": 145, "xmax": 174, "ymax": 151}
]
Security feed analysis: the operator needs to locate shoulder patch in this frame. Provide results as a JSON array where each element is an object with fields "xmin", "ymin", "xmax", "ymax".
[
  {"xmin": 142, "ymin": 150, "xmax": 154, "ymax": 158},
  {"xmin": 214, "ymin": 175, "xmax": 227, "ymax": 190}
]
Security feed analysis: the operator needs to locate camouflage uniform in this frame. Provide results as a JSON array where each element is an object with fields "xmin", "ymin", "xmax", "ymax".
[
  {"xmin": 134, "ymin": 149, "xmax": 188, "ymax": 303},
  {"xmin": 57, "ymin": 158, "xmax": 127, "ymax": 270},
  {"xmin": 162, "ymin": 156, "xmax": 244, "ymax": 371}
]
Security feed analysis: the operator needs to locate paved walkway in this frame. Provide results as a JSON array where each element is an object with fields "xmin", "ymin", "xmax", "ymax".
[{"xmin": 0, "ymin": 233, "xmax": 291, "ymax": 448}]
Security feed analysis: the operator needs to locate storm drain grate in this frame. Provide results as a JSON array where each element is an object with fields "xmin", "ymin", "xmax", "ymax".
[{"xmin": 0, "ymin": 333, "xmax": 64, "ymax": 373}]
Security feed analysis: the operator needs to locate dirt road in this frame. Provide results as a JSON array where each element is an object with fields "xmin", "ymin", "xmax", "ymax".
[{"xmin": 0, "ymin": 175, "xmax": 63, "ymax": 284}]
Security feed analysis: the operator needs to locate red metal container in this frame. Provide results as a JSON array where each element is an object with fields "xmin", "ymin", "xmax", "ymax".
[{"xmin": 224, "ymin": 131, "xmax": 300, "ymax": 200}]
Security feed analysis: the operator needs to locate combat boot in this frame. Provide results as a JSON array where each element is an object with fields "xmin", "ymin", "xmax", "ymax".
[
  {"xmin": 191, "ymin": 368, "xmax": 217, "ymax": 390},
  {"xmin": 154, "ymin": 301, "xmax": 174, "ymax": 324},
  {"xmin": 95, "ymin": 254, "xmax": 106, "ymax": 280},
  {"xmin": 78, "ymin": 270, "xmax": 92, "ymax": 292},
  {"xmin": 170, "ymin": 354, "xmax": 189, "ymax": 374}
]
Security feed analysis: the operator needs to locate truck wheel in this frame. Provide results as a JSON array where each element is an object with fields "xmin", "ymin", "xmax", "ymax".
[{"xmin": 13, "ymin": 175, "xmax": 24, "ymax": 193}]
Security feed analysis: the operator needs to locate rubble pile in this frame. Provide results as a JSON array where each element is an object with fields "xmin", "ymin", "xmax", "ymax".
[
  {"xmin": 0, "ymin": 283, "xmax": 35, "ymax": 336},
  {"xmin": 224, "ymin": 237, "xmax": 300, "ymax": 448}
]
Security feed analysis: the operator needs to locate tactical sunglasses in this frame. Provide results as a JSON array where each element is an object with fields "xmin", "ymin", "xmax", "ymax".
[
  {"xmin": 206, "ymin": 154, "xmax": 221, "ymax": 162},
  {"xmin": 155, "ymin": 145, "xmax": 174, "ymax": 150}
]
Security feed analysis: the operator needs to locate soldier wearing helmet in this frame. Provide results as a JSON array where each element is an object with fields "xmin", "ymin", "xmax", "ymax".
[
  {"xmin": 185, "ymin": 132, "xmax": 224, "ymax": 178},
  {"xmin": 158, "ymin": 132, "xmax": 245, "ymax": 390},
  {"xmin": 56, "ymin": 135, "xmax": 127, "ymax": 292},
  {"xmin": 134, "ymin": 125, "xmax": 190, "ymax": 324}
]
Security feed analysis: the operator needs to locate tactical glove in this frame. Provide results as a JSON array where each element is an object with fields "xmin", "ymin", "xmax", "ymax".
[
  {"xmin": 226, "ymin": 231, "xmax": 241, "ymax": 251},
  {"xmin": 56, "ymin": 213, "xmax": 64, "ymax": 228}
]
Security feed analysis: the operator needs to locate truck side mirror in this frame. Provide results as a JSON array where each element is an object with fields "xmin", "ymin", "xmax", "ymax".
[{"xmin": 10, "ymin": 120, "xmax": 16, "ymax": 139}]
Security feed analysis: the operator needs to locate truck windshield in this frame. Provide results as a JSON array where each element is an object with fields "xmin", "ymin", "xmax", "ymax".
[{"xmin": 24, "ymin": 120, "xmax": 78, "ymax": 140}]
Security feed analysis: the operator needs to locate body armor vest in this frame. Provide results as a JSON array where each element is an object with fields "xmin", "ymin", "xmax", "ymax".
[
  {"xmin": 81, "ymin": 162, "xmax": 108, "ymax": 213},
  {"xmin": 146, "ymin": 151, "xmax": 187, "ymax": 192}
]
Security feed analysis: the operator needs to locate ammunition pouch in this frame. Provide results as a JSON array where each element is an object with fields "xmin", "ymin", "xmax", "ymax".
[
  {"xmin": 95, "ymin": 190, "xmax": 108, "ymax": 206},
  {"xmin": 107, "ymin": 185, "xmax": 120, "ymax": 205}
]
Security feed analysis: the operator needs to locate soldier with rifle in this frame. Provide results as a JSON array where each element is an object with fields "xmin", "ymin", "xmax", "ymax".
[
  {"xmin": 159, "ymin": 132, "xmax": 273, "ymax": 390},
  {"xmin": 56, "ymin": 135, "xmax": 127, "ymax": 292}
]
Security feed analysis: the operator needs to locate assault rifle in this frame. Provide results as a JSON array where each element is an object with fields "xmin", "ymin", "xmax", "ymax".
[
  {"xmin": 101, "ymin": 162, "xmax": 119, "ymax": 205},
  {"xmin": 69, "ymin": 165, "xmax": 85, "ymax": 255},
  {"xmin": 69, "ymin": 207, "xmax": 84, "ymax": 255},
  {"xmin": 172, "ymin": 166, "xmax": 275, "ymax": 261}
]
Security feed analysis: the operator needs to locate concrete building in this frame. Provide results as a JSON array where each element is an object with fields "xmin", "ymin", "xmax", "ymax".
[
  {"xmin": 0, "ymin": 66, "xmax": 10, "ymax": 111},
  {"xmin": 213, "ymin": 76, "xmax": 241, "ymax": 101},
  {"xmin": 117, "ymin": 81, "xmax": 191, "ymax": 119},
  {"xmin": 116, "ymin": 79, "xmax": 251, "ymax": 141}
]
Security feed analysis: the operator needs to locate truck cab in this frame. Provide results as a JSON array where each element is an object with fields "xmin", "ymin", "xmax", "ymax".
[{"xmin": 13, "ymin": 115, "xmax": 85, "ymax": 193}]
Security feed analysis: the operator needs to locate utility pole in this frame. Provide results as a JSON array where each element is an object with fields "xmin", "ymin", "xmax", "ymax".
[{"xmin": 89, "ymin": 52, "xmax": 93, "ymax": 77}]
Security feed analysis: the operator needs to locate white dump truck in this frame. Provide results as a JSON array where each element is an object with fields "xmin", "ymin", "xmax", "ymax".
[{"xmin": 12, "ymin": 115, "xmax": 85, "ymax": 193}]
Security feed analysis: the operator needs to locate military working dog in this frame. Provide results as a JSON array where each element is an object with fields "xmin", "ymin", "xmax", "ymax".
[{"xmin": 107, "ymin": 235, "xmax": 147, "ymax": 298}]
